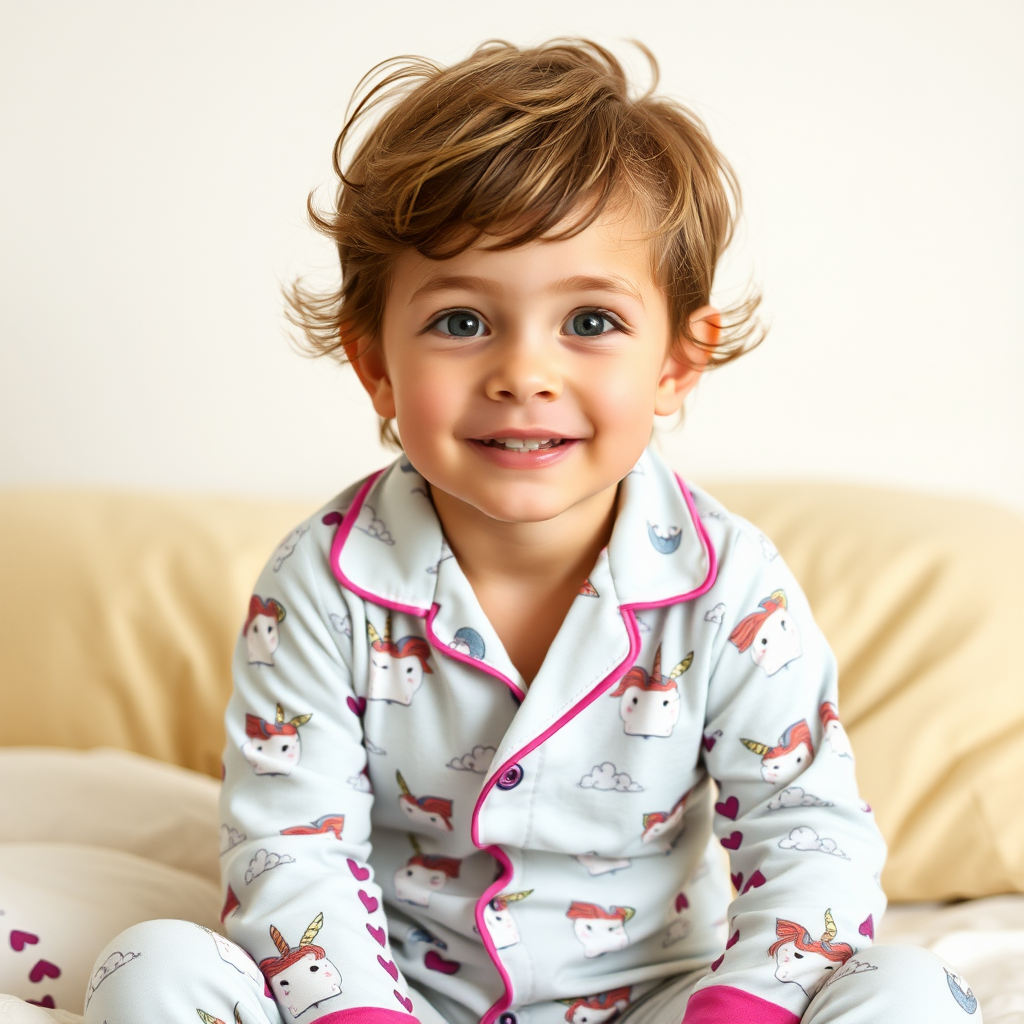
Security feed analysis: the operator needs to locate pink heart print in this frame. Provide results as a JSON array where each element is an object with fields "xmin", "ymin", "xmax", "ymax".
[
  {"xmin": 366, "ymin": 924, "xmax": 386, "ymax": 947},
  {"xmin": 348, "ymin": 859, "xmax": 371, "ymax": 881},
  {"xmin": 741, "ymin": 870, "xmax": 766, "ymax": 894},
  {"xmin": 377, "ymin": 955, "xmax": 399, "ymax": 981},
  {"xmin": 710, "ymin": 928, "xmax": 739, "ymax": 974},
  {"xmin": 27, "ymin": 997, "xmax": 56, "ymax": 1009},
  {"xmin": 9, "ymin": 930, "xmax": 39, "ymax": 952},
  {"xmin": 701, "ymin": 734, "xmax": 717, "ymax": 752},
  {"xmin": 714, "ymin": 796, "xmax": 739, "ymax": 820},
  {"xmin": 720, "ymin": 831, "xmax": 743, "ymax": 850},
  {"xmin": 358, "ymin": 890, "xmax": 379, "ymax": 914},
  {"xmin": 675, "ymin": 893, "xmax": 689, "ymax": 912},
  {"xmin": 731, "ymin": 872, "xmax": 743, "ymax": 891},
  {"xmin": 29, "ymin": 960, "xmax": 62, "ymax": 983},
  {"xmin": 859, "ymin": 914, "xmax": 874, "ymax": 940},
  {"xmin": 346, "ymin": 696, "xmax": 367, "ymax": 718},
  {"xmin": 394, "ymin": 990, "xmax": 414, "ymax": 1013},
  {"xmin": 424, "ymin": 950, "xmax": 460, "ymax": 975}
]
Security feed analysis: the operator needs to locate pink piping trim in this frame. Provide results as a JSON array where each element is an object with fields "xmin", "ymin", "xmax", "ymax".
[
  {"xmin": 315, "ymin": 1009, "xmax": 419, "ymax": 1024},
  {"xmin": 426, "ymin": 604, "xmax": 526, "ymax": 700},
  {"xmin": 329, "ymin": 470, "xmax": 431, "ymax": 619},
  {"xmin": 468, "ymin": 473, "xmax": 718, "ymax": 1024},
  {"xmin": 328, "ymin": 466, "xmax": 719, "ymax": 1024}
]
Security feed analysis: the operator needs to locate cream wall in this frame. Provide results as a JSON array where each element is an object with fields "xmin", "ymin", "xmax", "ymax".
[{"xmin": 1, "ymin": 0, "xmax": 1021, "ymax": 510}]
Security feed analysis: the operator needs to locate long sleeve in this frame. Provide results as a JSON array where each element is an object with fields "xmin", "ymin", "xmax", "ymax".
[
  {"xmin": 683, "ymin": 524, "xmax": 887, "ymax": 1023},
  {"xmin": 219, "ymin": 502, "xmax": 420, "ymax": 1024}
]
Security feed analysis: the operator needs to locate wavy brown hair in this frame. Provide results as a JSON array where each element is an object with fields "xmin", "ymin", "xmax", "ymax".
[{"xmin": 286, "ymin": 38, "xmax": 763, "ymax": 447}]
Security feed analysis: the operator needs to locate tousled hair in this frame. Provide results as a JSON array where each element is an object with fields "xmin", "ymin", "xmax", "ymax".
[{"xmin": 286, "ymin": 38, "xmax": 764, "ymax": 448}]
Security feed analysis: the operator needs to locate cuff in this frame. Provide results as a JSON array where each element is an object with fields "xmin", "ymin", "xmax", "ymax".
[{"xmin": 683, "ymin": 986, "xmax": 800, "ymax": 1024}]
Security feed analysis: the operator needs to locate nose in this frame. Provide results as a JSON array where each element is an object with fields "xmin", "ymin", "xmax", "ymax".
[{"xmin": 483, "ymin": 335, "xmax": 562, "ymax": 404}]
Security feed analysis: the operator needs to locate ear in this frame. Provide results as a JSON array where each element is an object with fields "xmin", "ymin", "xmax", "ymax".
[
  {"xmin": 654, "ymin": 305, "xmax": 720, "ymax": 416},
  {"xmin": 345, "ymin": 330, "xmax": 396, "ymax": 420}
]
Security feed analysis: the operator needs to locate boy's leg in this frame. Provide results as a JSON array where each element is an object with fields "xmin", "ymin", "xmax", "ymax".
[
  {"xmin": 803, "ymin": 944, "xmax": 982, "ymax": 1023},
  {"xmin": 82, "ymin": 919, "xmax": 282, "ymax": 1024}
]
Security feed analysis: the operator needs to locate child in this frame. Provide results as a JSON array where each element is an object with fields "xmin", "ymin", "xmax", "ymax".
[{"xmin": 84, "ymin": 39, "xmax": 980, "ymax": 1024}]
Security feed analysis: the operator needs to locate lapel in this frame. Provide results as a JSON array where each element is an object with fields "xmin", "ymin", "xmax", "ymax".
[{"xmin": 330, "ymin": 448, "xmax": 716, "ymax": 767}]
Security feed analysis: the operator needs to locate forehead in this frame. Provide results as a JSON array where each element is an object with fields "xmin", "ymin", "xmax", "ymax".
[{"xmin": 390, "ymin": 207, "xmax": 661, "ymax": 304}]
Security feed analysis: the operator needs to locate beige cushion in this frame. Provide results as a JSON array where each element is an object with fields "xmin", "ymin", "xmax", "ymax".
[{"xmin": 1, "ymin": 484, "xmax": 1022, "ymax": 901}]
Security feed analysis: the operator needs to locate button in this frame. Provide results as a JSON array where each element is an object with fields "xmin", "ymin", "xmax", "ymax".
[
  {"xmin": 498, "ymin": 1014, "xmax": 518, "ymax": 1024},
  {"xmin": 496, "ymin": 763, "xmax": 524, "ymax": 790}
]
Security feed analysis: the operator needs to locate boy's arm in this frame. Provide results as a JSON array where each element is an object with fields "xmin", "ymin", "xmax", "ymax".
[
  {"xmin": 685, "ymin": 528, "xmax": 886, "ymax": 1023},
  {"xmin": 219, "ymin": 509, "xmax": 419, "ymax": 1024}
]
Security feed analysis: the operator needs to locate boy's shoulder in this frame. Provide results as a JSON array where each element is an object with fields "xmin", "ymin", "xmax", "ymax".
[{"xmin": 683, "ymin": 479, "xmax": 783, "ymax": 568}]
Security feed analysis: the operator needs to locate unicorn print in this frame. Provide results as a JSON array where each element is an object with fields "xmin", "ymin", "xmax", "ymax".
[
  {"xmin": 367, "ymin": 617, "xmax": 433, "ymax": 705},
  {"xmin": 567, "ymin": 902, "xmax": 635, "ymax": 958},
  {"xmin": 741, "ymin": 720, "xmax": 814, "ymax": 786},
  {"xmin": 768, "ymin": 909, "xmax": 854, "ymax": 997},
  {"xmin": 483, "ymin": 890, "xmax": 532, "ymax": 949},
  {"xmin": 394, "ymin": 835, "xmax": 461, "ymax": 906},
  {"xmin": 560, "ymin": 987, "xmax": 632, "ymax": 1024},
  {"xmin": 397, "ymin": 770, "xmax": 454, "ymax": 831},
  {"xmin": 258, "ymin": 913, "xmax": 342, "ymax": 1018},
  {"xmin": 244, "ymin": 595, "xmax": 285, "ymax": 666},
  {"xmin": 728, "ymin": 590, "xmax": 802, "ymax": 676},
  {"xmin": 820, "ymin": 701, "xmax": 854, "ymax": 759},
  {"xmin": 609, "ymin": 647, "xmax": 693, "ymax": 738},
  {"xmin": 641, "ymin": 793, "xmax": 687, "ymax": 845},
  {"xmin": 241, "ymin": 704, "xmax": 312, "ymax": 776}
]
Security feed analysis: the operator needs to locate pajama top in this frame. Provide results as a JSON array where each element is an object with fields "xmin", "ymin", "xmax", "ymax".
[{"xmin": 219, "ymin": 448, "xmax": 887, "ymax": 1024}]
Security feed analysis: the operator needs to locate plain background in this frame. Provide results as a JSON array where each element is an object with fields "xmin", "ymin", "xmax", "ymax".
[{"xmin": 2, "ymin": 0, "xmax": 1021, "ymax": 511}]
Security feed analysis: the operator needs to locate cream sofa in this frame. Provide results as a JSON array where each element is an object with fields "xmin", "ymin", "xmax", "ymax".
[{"xmin": 1, "ymin": 482, "xmax": 1023, "ymax": 1020}]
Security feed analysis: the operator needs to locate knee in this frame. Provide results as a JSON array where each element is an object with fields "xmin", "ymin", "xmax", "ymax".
[{"xmin": 806, "ymin": 944, "xmax": 981, "ymax": 1021}]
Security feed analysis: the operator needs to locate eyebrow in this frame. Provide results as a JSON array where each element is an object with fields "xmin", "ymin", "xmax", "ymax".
[{"xmin": 409, "ymin": 273, "xmax": 645, "ymax": 306}]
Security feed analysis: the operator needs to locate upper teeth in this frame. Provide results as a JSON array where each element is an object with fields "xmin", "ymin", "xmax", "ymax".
[{"xmin": 493, "ymin": 438, "xmax": 554, "ymax": 450}]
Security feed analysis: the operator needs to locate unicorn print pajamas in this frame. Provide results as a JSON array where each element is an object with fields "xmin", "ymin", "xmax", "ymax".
[{"xmin": 83, "ymin": 450, "xmax": 981, "ymax": 1024}]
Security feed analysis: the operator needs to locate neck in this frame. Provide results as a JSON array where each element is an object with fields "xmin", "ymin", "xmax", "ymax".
[{"xmin": 429, "ymin": 483, "xmax": 619, "ymax": 590}]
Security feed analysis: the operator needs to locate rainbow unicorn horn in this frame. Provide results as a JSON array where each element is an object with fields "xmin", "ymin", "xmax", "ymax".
[
  {"xmin": 383, "ymin": 613, "xmax": 392, "ymax": 643},
  {"xmin": 741, "ymin": 738, "xmax": 770, "ymax": 756},
  {"xmin": 821, "ymin": 908, "xmax": 837, "ymax": 944},
  {"xmin": 367, "ymin": 621, "xmax": 382, "ymax": 645},
  {"xmin": 275, "ymin": 703, "xmax": 285, "ymax": 724},
  {"xmin": 651, "ymin": 646, "xmax": 662, "ymax": 681},
  {"xmin": 396, "ymin": 771, "xmax": 412, "ymax": 797}
]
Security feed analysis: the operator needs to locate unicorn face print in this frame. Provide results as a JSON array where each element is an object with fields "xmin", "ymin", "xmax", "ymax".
[
  {"xmin": 244, "ymin": 595, "xmax": 285, "ymax": 666},
  {"xmin": 396, "ymin": 771, "xmax": 454, "ymax": 831},
  {"xmin": 241, "ymin": 704, "xmax": 312, "ymax": 776},
  {"xmin": 567, "ymin": 902, "xmax": 634, "ymax": 958},
  {"xmin": 741, "ymin": 720, "xmax": 814, "ymax": 786},
  {"xmin": 367, "ymin": 618, "xmax": 433, "ymax": 705},
  {"xmin": 394, "ymin": 838, "xmax": 461, "ymax": 906},
  {"xmin": 729, "ymin": 590, "xmax": 802, "ymax": 676},
  {"xmin": 769, "ymin": 910, "xmax": 853, "ymax": 997},
  {"xmin": 259, "ymin": 914, "xmax": 342, "ymax": 1019},
  {"xmin": 483, "ymin": 891, "xmax": 531, "ymax": 949},
  {"xmin": 609, "ymin": 647, "xmax": 692, "ymax": 738}
]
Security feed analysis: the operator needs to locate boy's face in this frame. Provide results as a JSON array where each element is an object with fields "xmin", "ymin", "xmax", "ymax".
[{"xmin": 356, "ymin": 209, "xmax": 716, "ymax": 526}]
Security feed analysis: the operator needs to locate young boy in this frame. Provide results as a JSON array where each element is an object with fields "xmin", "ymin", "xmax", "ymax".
[{"xmin": 83, "ymin": 38, "xmax": 980, "ymax": 1024}]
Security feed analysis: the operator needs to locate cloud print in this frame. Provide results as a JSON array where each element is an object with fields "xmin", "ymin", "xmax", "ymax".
[
  {"xmin": 356, "ymin": 504, "xmax": 395, "ymax": 545},
  {"xmin": 348, "ymin": 772, "xmax": 372, "ymax": 793},
  {"xmin": 768, "ymin": 787, "xmax": 834, "ymax": 810},
  {"xmin": 448, "ymin": 746, "xmax": 496, "ymax": 773},
  {"xmin": 220, "ymin": 824, "xmax": 246, "ymax": 855},
  {"xmin": 704, "ymin": 603, "xmax": 726, "ymax": 624},
  {"xmin": 329, "ymin": 613, "xmax": 351, "ymax": 637},
  {"xmin": 778, "ymin": 826, "xmax": 848, "ymax": 858},
  {"xmin": 86, "ymin": 950, "xmax": 141, "ymax": 1007},
  {"xmin": 245, "ymin": 848, "xmax": 296, "ymax": 883},
  {"xmin": 579, "ymin": 762, "xmax": 644, "ymax": 792}
]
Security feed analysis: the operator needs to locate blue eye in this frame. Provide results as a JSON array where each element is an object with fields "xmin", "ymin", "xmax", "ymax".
[
  {"xmin": 566, "ymin": 311, "xmax": 618, "ymax": 337},
  {"xmin": 433, "ymin": 311, "xmax": 485, "ymax": 338}
]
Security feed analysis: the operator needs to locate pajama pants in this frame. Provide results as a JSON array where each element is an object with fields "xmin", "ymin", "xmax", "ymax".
[{"xmin": 82, "ymin": 919, "xmax": 982, "ymax": 1024}]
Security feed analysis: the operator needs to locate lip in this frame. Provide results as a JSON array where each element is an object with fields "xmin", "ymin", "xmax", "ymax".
[
  {"xmin": 470, "ymin": 429, "xmax": 580, "ymax": 442},
  {"xmin": 467, "ymin": 437, "xmax": 581, "ymax": 469}
]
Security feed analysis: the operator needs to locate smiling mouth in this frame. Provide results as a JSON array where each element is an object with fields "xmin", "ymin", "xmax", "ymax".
[{"xmin": 475, "ymin": 437, "xmax": 573, "ymax": 452}]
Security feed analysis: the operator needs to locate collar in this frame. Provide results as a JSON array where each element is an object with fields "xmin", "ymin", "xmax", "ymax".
[{"xmin": 331, "ymin": 446, "xmax": 714, "ymax": 622}]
